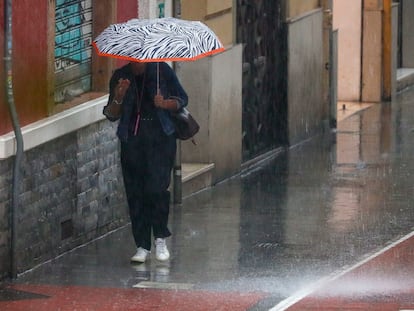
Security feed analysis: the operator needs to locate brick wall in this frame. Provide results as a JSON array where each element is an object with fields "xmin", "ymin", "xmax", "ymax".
[
  {"xmin": 0, "ymin": 158, "xmax": 12, "ymax": 279},
  {"xmin": 0, "ymin": 120, "xmax": 128, "ymax": 277}
]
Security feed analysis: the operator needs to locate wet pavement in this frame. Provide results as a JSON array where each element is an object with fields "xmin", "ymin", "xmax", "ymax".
[{"xmin": 2, "ymin": 87, "xmax": 414, "ymax": 310}]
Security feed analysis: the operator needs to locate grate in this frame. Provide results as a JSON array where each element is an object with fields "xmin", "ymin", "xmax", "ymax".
[
  {"xmin": 61, "ymin": 219, "xmax": 74, "ymax": 240},
  {"xmin": 55, "ymin": 0, "xmax": 93, "ymax": 103}
]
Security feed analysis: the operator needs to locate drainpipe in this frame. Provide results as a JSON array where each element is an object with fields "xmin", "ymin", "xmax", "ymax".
[{"xmin": 4, "ymin": 0, "xmax": 24, "ymax": 278}]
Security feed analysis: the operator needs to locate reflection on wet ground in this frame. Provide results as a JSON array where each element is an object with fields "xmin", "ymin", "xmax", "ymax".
[{"xmin": 4, "ymin": 88, "xmax": 414, "ymax": 310}]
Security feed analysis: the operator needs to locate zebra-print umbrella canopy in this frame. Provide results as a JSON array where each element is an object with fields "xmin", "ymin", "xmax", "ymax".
[{"xmin": 93, "ymin": 17, "xmax": 225, "ymax": 62}]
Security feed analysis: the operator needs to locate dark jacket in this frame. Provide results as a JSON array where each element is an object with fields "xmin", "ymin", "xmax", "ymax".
[{"xmin": 104, "ymin": 62, "xmax": 188, "ymax": 142}]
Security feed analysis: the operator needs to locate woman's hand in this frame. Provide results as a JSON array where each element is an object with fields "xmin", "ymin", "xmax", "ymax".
[
  {"xmin": 105, "ymin": 78, "xmax": 130, "ymax": 119},
  {"xmin": 154, "ymin": 94, "xmax": 179, "ymax": 111}
]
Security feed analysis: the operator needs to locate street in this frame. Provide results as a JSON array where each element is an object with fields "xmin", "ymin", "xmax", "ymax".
[{"xmin": 2, "ymin": 87, "xmax": 414, "ymax": 310}]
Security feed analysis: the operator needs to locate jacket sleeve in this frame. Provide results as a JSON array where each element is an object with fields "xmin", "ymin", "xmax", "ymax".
[{"xmin": 162, "ymin": 63, "xmax": 188, "ymax": 110}]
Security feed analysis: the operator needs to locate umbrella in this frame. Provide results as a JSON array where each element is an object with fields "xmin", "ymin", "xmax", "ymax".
[{"xmin": 92, "ymin": 17, "xmax": 225, "ymax": 63}]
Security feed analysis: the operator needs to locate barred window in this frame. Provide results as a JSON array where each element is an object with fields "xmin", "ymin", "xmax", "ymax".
[{"xmin": 55, "ymin": 0, "xmax": 93, "ymax": 103}]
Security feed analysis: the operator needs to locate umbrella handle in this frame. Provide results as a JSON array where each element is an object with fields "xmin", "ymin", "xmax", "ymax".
[{"xmin": 157, "ymin": 62, "xmax": 160, "ymax": 95}]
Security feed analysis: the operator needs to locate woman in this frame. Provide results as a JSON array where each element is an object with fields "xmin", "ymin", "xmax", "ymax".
[{"xmin": 104, "ymin": 61, "xmax": 188, "ymax": 263}]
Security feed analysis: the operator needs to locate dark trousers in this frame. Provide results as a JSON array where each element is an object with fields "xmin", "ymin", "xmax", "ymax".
[{"xmin": 120, "ymin": 119, "xmax": 176, "ymax": 251}]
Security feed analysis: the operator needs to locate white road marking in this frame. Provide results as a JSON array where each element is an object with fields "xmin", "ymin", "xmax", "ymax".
[
  {"xmin": 133, "ymin": 281, "xmax": 195, "ymax": 290},
  {"xmin": 270, "ymin": 230, "xmax": 414, "ymax": 311}
]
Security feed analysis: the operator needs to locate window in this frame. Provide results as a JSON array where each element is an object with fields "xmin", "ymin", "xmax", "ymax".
[{"xmin": 55, "ymin": 0, "xmax": 93, "ymax": 103}]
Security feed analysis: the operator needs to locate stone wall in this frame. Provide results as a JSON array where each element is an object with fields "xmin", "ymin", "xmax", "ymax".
[
  {"xmin": 0, "ymin": 158, "xmax": 12, "ymax": 279},
  {"xmin": 287, "ymin": 9, "xmax": 324, "ymax": 145},
  {"xmin": 0, "ymin": 120, "xmax": 128, "ymax": 276},
  {"xmin": 177, "ymin": 45, "xmax": 243, "ymax": 183}
]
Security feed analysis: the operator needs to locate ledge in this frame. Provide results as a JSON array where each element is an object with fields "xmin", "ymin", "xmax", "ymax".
[
  {"xmin": 336, "ymin": 102, "xmax": 374, "ymax": 122},
  {"xmin": 0, "ymin": 95, "xmax": 108, "ymax": 159},
  {"xmin": 182, "ymin": 163, "xmax": 215, "ymax": 183},
  {"xmin": 397, "ymin": 68, "xmax": 414, "ymax": 92},
  {"xmin": 287, "ymin": 8, "xmax": 323, "ymax": 24}
]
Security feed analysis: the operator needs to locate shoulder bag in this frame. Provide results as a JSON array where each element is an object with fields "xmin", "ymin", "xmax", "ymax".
[{"xmin": 171, "ymin": 107, "xmax": 200, "ymax": 143}]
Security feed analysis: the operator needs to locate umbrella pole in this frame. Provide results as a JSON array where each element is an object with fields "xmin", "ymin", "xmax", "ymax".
[{"xmin": 157, "ymin": 62, "xmax": 160, "ymax": 94}]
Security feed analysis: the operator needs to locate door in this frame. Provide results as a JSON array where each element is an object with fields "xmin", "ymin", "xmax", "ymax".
[{"xmin": 237, "ymin": 0, "xmax": 288, "ymax": 161}]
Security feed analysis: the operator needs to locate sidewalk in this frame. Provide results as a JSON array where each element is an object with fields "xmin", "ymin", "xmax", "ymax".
[
  {"xmin": 2, "ymin": 87, "xmax": 414, "ymax": 310},
  {"xmin": 281, "ymin": 232, "xmax": 414, "ymax": 310}
]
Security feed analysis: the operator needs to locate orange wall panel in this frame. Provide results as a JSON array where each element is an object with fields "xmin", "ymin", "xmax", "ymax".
[
  {"xmin": 116, "ymin": 0, "xmax": 139, "ymax": 68},
  {"xmin": 117, "ymin": 0, "xmax": 138, "ymax": 22},
  {"xmin": 0, "ymin": 0, "xmax": 10, "ymax": 134},
  {"xmin": 333, "ymin": 0, "xmax": 363, "ymax": 101},
  {"xmin": 1, "ymin": 0, "xmax": 139, "ymax": 135},
  {"xmin": 12, "ymin": 0, "xmax": 48, "ymax": 128}
]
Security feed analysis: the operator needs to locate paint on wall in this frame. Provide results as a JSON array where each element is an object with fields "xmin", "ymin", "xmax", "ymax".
[{"xmin": 333, "ymin": 0, "xmax": 362, "ymax": 101}]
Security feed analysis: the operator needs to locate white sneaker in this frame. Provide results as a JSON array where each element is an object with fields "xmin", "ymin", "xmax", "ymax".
[
  {"xmin": 131, "ymin": 247, "xmax": 150, "ymax": 263},
  {"xmin": 155, "ymin": 238, "xmax": 170, "ymax": 261}
]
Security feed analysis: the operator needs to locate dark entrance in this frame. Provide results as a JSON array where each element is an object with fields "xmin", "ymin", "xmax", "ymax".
[{"xmin": 236, "ymin": 0, "xmax": 288, "ymax": 161}]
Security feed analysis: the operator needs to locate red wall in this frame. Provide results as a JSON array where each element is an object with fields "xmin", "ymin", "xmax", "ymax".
[
  {"xmin": 1, "ymin": 0, "xmax": 48, "ymax": 135},
  {"xmin": 116, "ymin": 0, "xmax": 139, "ymax": 68},
  {"xmin": 0, "ymin": 0, "xmax": 11, "ymax": 134},
  {"xmin": 117, "ymin": 0, "xmax": 138, "ymax": 22},
  {"xmin": 13, "ymin": 0, "xmax": 49, "ymax": 127},
  {"xmin": 0, "ymin": 1, "xmax": 139, "ymax": 136}
]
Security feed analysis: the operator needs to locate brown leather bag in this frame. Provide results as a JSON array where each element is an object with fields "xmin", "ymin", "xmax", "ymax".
[{"xmin": 171, "ymin": 107, "xmax": 200, "ymax": 142}]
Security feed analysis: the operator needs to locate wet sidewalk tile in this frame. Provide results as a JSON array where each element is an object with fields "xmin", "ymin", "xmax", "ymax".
[{"xmin": 3, "ymin": 88, "xmax": 414, "ymax": 310}]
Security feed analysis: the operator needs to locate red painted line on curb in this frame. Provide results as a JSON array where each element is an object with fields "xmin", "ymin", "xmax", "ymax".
[{"xmin": 1, "ymin": 284, "xmax": 267, "ymax": 311}]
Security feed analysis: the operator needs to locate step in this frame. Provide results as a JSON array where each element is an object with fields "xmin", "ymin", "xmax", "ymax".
[
  {"xmin": 181, "ymin": 162, "xmax": 215, "ymax": 197},
  {"xmin": 397, "ymin": 68, "xmax": 414, "ymax": 92}
]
